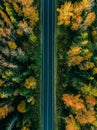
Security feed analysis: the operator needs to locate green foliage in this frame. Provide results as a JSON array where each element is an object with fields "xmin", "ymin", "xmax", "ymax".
[
  {"xmin": 56, "ymin": 0, "xmax": 97, "ymax": 130},
  {"xmin": 0, "ymin": 0, "xmax": 41, "ymax": 129}
]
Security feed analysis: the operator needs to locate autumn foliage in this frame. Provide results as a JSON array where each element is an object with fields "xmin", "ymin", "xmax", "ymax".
[
  {"xmin": 0, "ymin": 0, "xmax": 40, "ymax": 129},
  {"xmin": 57, "ymin": 0, "xmax": 97, "ymax": 130}
]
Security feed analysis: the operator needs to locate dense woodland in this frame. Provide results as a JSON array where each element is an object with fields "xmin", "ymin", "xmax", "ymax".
[
  {"xmin": 0, "ymin": 0, "xmax": 41, "ymax": 130},
  {"xmin": 56, "ymin": 0, "xmax": 97, "ymax": 130}
]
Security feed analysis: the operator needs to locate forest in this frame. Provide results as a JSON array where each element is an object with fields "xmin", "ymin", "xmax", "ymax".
[
  {"xmin": 56, "ymin": 0, "xmax": 97, "ymax": 130},
  {"xmin": 0, "ymin": 0, "xmax": 41, "ymax": 130}
]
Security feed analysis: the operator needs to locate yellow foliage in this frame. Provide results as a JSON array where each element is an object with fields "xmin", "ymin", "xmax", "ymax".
[
  {"xmin": 23, "ymin": 7, "xmax": 39, "ymax": 27},
  {"xmin": 16, "ymin": 0, "xmax": 34, "ymax": 6},
  {"xmin": 12, "ymin": 2, "xmax": 21, "ymax": 15},
  {"xmin": 13, "ymin": 89, "xmax": 19, "ymax": 96},
  {"xmin": 63, "ymin": 94, "xmax": 97, "ymax": 127},
  {"xmin": 21, "ymin": 126, "xmax": 30, "ymax": 130},
  {"xmin": 81, "ymin": 84, "xmax": 97, "ymax": 97},
  {"xmin": 27, "ymin": 96, "xmax": 35, "ymax": 105},
  {"xmin": 63, "ymin": 94, "xmax": 96, "ymax": 126},
  {"xmin": 2, "ymin": 70, "xmax": 13, "ymax": 79},
  {"xmin": 0, "ymin": 93, "xmax": 8, "ymax": 98},
  {"xmin": 17, "ymin": 100, "xmax": 27, "ymax": 113},
  {"xmin": 81, "ymin": 40, "xmax": 89, "ymax": 45},
  {"xmin": 57, "ymin": 1, "xmax": 73, "ymax": 25},
  {"xmin": 79, "ymin": 61, "xmax": 95, "ymax": 70},
  {"xmin": 73, "ymin": 1, "xmax": 83, "ymax": 15},
  {"xmin": 67, "ymin": 56, "xmax": 84, "ymax": 66},
  {"xmin": 18, "ymin": 21, "xmax": 28, "ymax": 29},
  {"xmin": 67, "ymin": 46, "xmax": 93, "ymax": 67},
  {"xmin": 16, "ymin": 3, "xmax": 38, "ymax": 31},
  {"xmin": 84, "ymin": 51, "xmax": 93, "ymax": 60},
  {"xmin": 9, "ymin": 0, "xmax": 38, "ymax": 29},
  {"xmin": 0, "ymin": 28, "xmax": 11, "ymax": 38},
  {"xmin": 67, "ymin": 46, "xmax": 82, "ymax": 56},
  {"xmin": 57, "ymin": 0, "xmax": 95, "ymax": 30},
  {"xmin": 5, "ymin": 4, "xmax": 16, "ymax": 24},
  {"xmin": 85, "ymin": 96, "xmax": 96, "ymax": 106},
  {"xmin": 83, "ymin": 12, "xmax": 96, "ymax": 30},
  {"xmin": 0, "ymin": 10, "xmax": 13, "ymax": 27},
  {"xmin": 4, "ymin": 2, "xmax": 9, "ymax": 7},
  {"xmin": 24, "ymin": 76, "xmax": 37, "ymax": 89},
  {"xmin": 0, "ymin": 104, "xmax": 14, "ymax": 119},
  {"xmin": 71, "ymin": 16, "xmax": 83, "ymax": 30},
  {"xmin": 76, "ymin": 110, "xmax": 96, "ymax": 124},
  {"xmin": 62, "ymin": 94, "xmax": 86, "ymax": 111},
  {"xmin": 93, "ymin": 67, "xmax": 97, "ymax": 75},
  {"xmin": 91, "ymin": 29, "xmax": 97, "ymax": 41},
  {"xmin": 5, "ymin": 70, "xmax": 13, "ymax": 76},
  {"xmin": 92, "ymin": 120, "xmax": 97, "ymax": 127},
  {"xmin": 12, "ymin": 77, "xmax": 19, "ymax": 82},
  {"xmin": 0, "ymin": 80, "xmax": 5, "ymax": 87},
  {"xmin": 65, "ymin": 115, "xmax": 79, "ymax": 130},
  {"xmin": 7, "ymin": 41, "xmax": 17, "ymax": 49},
  {"xmin": 0, "ymin": 28, "xmax": 6, "ymax": 37},
  {"xmin": 29, "ymin": 33, "xmax": 37, "ymax": 42},
  {"xmin": 16, "ymin": 29, "xmax": 23, "ymax": 36},
  {"xmin": 73, "ymin": 0, "xmax": 92, "ymax": 15},
  {"xmin": 0, "ymin": 105, "xmax": 9, "ymax": 119},
  {"xmin": 67, "ymin": 46, "xmax": 86, "ymax": 66},
  {"xmin": 81, "ymin": 32, "xmax": 88, "ymax": 38},
  {"xmin": 81, "ymin": 0, "xmax": 92, "ymax": 9}
]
